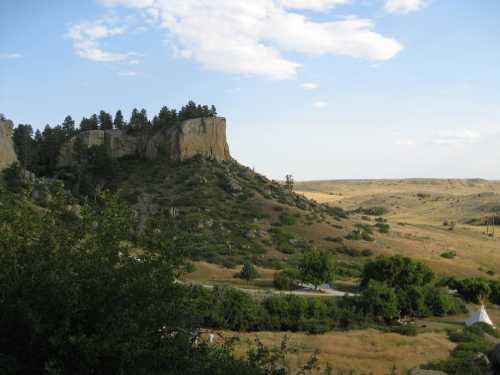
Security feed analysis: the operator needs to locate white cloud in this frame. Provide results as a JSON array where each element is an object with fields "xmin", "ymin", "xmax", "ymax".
[
  {"xmin": 0, "ymin": 53, "xmax": 22, "ymax": 59},
  {"xmin": 65, "ymin": 17, "xmax": 139, "ymax": 62},
  {"xmin": 302, "ymin": 82, "xmax": 319, "ymax": 90},
  {"xmin": 95, "ymin": 0, "xmax": 403, "ymax": 80},
  {"xmin": 313, "ymin": 100, "xmax": 328, "ymax": 108},
  {"xmin": 432, "ymin": 129, "xmax": 481, "ymax": 145},
  {"xmin": 278, "ymin": 0, "xmax": 350, "ymax": 11},
  {"xmin": 385, "ymin": 0, "xmax": 429, "ymax": 14}
]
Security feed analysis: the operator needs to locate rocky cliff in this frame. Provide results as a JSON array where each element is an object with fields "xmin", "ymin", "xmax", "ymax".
[
  {"xmin": 58, "ymin": 117, "xmax": 231, "ymax": 167},
  {"xmin": 0, "ymin": 117, "xmax": 18, "ymax": 171}
]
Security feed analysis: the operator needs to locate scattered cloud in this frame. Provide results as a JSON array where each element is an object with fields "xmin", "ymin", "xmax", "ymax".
[
  {"xmin": 96, "ymin": 0, "xmax": 403, "ymax": 80},
  {"xmin": 432, "ymin": 129, "xmax": 481, "ymax": 145},
  {"xmin": 65, "ymin": 16, "xmax": 140, "ymax": 62},
  {"xmin": 0, "ymin": 53, "xmax": 22, "ymax": 59},
  {"xmin": 313, "ymin": 100, "xmax": 328, "ymax": 108},
  {"xmin": 278, "ymin": 0, "xmax": 350, "ymax": 11},
  {"xmin": 385, "ymin": 0, "xmax": 429, "ymax": 14},
  {"xmin": 302, "ymin": 82, "xmax": 319, "ymax": 90}
]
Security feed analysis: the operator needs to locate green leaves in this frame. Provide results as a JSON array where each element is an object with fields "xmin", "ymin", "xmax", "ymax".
[{"xmin": 298, "ymin": 248, "xmax": 335, "ymax": 289}]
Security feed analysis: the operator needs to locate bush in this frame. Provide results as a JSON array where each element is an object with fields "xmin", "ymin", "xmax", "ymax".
[
  {"xmin": 374, "ymin": 223, "xmax": 390, "ymax": 233},
  {"xmin": 273, "ymin": 269, "xmax": 299, "ymax": 291},
  {"xmin": 390, "ymin": 324, "xmax": 417, "ymax": 336},
  {"xmin": 440, "ymin": 250, "xmax": 457, "ymax": 259}
]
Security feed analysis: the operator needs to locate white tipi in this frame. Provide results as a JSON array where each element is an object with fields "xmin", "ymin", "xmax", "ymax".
[{"xmin": 465, "ymin": 305, "xmax": 495, "ymax": 327}]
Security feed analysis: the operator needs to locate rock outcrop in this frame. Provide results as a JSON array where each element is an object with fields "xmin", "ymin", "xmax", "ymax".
[
  {"xmin": 0, "ymin": 117, "xmax": 18, "ymax": 171},
  {"xmin": 58, "ymin": 117, "xmax": 231, "ymax": 167}
]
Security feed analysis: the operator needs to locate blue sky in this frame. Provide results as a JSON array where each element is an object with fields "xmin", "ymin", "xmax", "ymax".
[{"xmin": 1, "ymin": 0, "xmax": 500, "ymax": 180}]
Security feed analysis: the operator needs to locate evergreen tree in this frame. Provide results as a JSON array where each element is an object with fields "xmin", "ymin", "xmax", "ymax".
[
  {"xmin": 80, "ymin": 115, "xmax": 98, "ymax": 131},
  {"xmin": 61, "ymin": 115, "xmax": 76, "ymax": 138},
  {"xmin": 129, "ymin": 108, "xmax": 149, "ymax": 131},
  {"xmin": 98, "ymin": 110, "xmax": 113, "ymax": 130},
  {"xmin": 113, "ymin": 110, "xmax": 125, "ymax": 130},
  {"xmin": 238, "ymin": 262, "xmax": 259, "ymax": 282},
  {"xmin": 12, "ymin": 124, "xmax": 35, "ymax": 169}
]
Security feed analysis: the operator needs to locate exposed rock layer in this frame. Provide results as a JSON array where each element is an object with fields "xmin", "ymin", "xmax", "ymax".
[
  {"xmin": 0, "ymin": 118, "xmax": 18, "ymax": 171},
  {"xmin": 58, "ymin": 117, "xmax": 230, "ymax": 167}
]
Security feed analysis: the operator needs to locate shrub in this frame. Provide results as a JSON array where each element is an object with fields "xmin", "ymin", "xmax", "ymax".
[
  {"xmin": 374, "ymin": 223, "xmax": 390, "ymax": 233},
  {"xmin": 390, "ymin": 324, "xmax": 417, "ymax": 336},
  {"xmin": 440, "ymin": 250, "xmax": 457, "ymax": 259},
  {"xmin": 273, "ymin": 269, "xmax": 299, "ymax": 291}
]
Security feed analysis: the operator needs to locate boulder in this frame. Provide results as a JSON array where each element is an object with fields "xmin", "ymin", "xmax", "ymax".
[{"xmin": 0, "ymin": 117, "xmax": 18, "ymax": 171}]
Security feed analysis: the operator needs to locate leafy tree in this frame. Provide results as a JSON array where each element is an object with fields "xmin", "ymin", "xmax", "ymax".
[
  {"xmin": 361, "ymin": 256, "xmax": 435, "ymax": 317},
  {"xmin": 113, "ymin": 110, "xmax": 125, "ymax": 129},
  {"xmin": 448, "ymin": 277, "xmax": 491, "ymax": 304},
  {"xmin": 285, "ymin": 174, "xmax": 294, "ymax": 193},
  {"xmin": 238, "ymin": 262, "xmax": 259, "ymax": 281},
  {"xmin": 61, "ymin": 115, "xmax": 76, "ymax": 138},
  {"xmin": 98, "ymin": 110, "xmax": 113, "ymax": 130},
  {"xmin": 361, "ymin": 280, "xmax": 399, "ymax": 323},
  {"xmin": 361, "ymin": 255, "xmax": 434, "ymax": 290},
  {"xmin": 298, "ymin": 248, "xmax": 335, "ymax": 290}
]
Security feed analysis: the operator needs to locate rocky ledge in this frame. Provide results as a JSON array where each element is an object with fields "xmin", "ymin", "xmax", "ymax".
[{"xmin": 58, "ymin": 117, "xmax": 231, "ymax": 167}]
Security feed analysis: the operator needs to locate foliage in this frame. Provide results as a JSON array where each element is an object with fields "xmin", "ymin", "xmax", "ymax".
[
  {"xmin": 2, "ymin": 162, "xmax": 27, "ymax": 193},
  {"xmin": 447, "ymin": 277, "xmax": 491, "ymax": 304},
  {"xmin": 273, "ymin": 269, "xmax": 300, "ymax": 291},
  {"xmin": 298, "ymin": 248, "xmax": 335, "ymax": 289},
  {"xmin": 239, "ymin": 262, "xmax": 260, "ymax": 281},
  {"xmin": 423, "ymin": 323, "xmax": 498, "ymax": 375},
  {"xmin": 441, "ymin": 250, "xmax": 457, "ymax": 259},
  {"xmin": 361, "ymin": 256, "xmax": 436, "ymax": 317},
  {"xmin": 360, "ymin": 281, "xmax": 399, "ymax": 323}
]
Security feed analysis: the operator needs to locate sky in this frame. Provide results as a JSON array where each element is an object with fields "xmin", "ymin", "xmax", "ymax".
[{"xmin": 1, "ymin": 0, "xmax": 500, "ymax": 180}]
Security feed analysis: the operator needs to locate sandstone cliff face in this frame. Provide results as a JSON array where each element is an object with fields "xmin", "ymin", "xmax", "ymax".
[
  {"xmin": 58, "ymin": 117, "xmax": 231, "ymax": 167},
  {"xmin": 0, "ymin": 118, "xmax": 18, "ymax": 171}
]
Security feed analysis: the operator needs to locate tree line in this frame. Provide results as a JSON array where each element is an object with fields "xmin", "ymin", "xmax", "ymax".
[{"xmin": 11, "ymin": 101, "xmax": 217, "ymax": 176}]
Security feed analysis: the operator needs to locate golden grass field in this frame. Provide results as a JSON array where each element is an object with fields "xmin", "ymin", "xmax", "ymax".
[
  {"xmin": 222, "ymin": 329, "xmax": 454, "ymax": 375},
  {"xmin": 297, "ymin": 178, "xmax": 500, "ymax": 278}
]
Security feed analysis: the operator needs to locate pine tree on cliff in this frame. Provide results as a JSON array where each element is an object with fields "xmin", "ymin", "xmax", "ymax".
[
  {"xmin": 129, "ymin": 108, "xmax": 149, "ymax": 131},
  {"xmin": 113, "ymin": 110, "xmax": 125, "ymax": 130},
  {"xmin": 80, "ymin": 115, "xmax": 98, "ymax": 131},
  {"xmin": 98, "ymin": 110, "xmax": 113, "ymax": 130},
  {"xmin": 62, "ymin": 115, "xmax": 76, "ymax": 138},
  {"xmin": 153, "ymin": 106, "xmax": 178, "ymax": 129}
]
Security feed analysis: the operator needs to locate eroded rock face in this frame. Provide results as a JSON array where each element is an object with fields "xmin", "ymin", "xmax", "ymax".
[
  {"xmin": 0, "ymin": 118, "xmax": 18, "ymax": 171},
  {"xmin": 58, "ymin": 117, "xmax": 231, "ymax": 167}
]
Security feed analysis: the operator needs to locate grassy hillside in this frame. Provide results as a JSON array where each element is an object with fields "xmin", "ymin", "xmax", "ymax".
[
  {"xmin": 296, "ymin": 179, "xmax": 500, "ymax": 278},
  {"xmin": 107, "ymin": 156, "xmax": 385, "ymax": 280}
]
